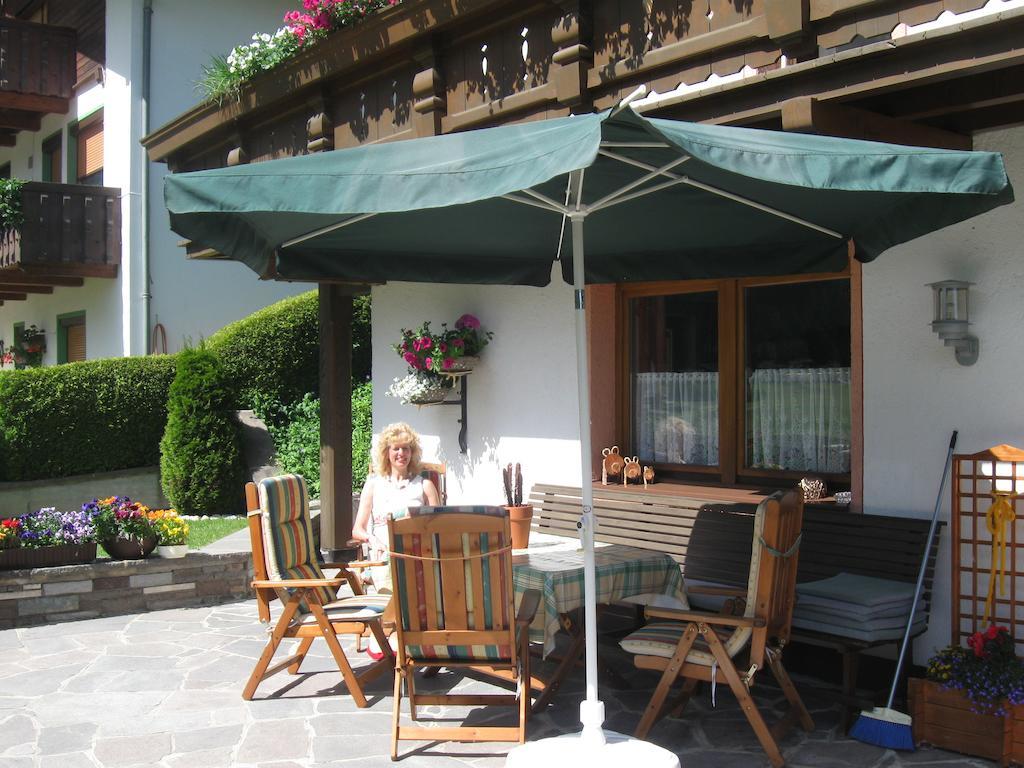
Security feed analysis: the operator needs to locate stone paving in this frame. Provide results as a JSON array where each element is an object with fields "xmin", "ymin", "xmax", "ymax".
[{"xmin": 0, "ymin": 595, "xmax": 995, "ymax": 768}]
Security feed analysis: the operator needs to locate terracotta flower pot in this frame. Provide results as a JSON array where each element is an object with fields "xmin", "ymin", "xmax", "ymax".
[
  {"xmin": 505, "ymin": 505, "xmax": 533, "ymax": 549},
  {"xmin": 103, "ymin": 535, "xmax": 158, "ymax": 560}
]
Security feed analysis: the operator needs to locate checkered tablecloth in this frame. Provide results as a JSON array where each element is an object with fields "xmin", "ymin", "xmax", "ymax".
[{"xmin": 512, "ymin": 544, "xmax": 688, "ymax": 657}]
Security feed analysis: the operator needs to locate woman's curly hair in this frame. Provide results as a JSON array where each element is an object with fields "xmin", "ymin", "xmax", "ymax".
[{"xmin": 374, "ymin": 422, "xmax": 423, "ymax": 478}]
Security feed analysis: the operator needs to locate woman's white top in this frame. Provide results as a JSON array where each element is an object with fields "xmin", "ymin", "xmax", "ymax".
[{"xmin": 366, "ymin": 473, "xmax": 426, "ymax": 590}]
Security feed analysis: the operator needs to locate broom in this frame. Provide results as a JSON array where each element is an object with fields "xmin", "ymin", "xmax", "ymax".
[{"xmin": 849, "ymin": 429, "xmax": 958, "ymax": 750}]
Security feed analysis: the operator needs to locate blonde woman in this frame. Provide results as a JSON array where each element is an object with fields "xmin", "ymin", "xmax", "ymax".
[{"xmin": 353, "ymin": 422, "xmax": 440, "ymax": 585}]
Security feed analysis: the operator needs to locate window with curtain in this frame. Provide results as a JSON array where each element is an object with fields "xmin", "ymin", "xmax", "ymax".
[
  {"xmin": 623, "ymin": 275, "xmax": 851, "ymax": 484},
  {"xmin": 630, "ymin": 290, "xmax": 719, "ymax": 467},
  {"xmin": 744, "ymin": 280, "xmax": 851, "ymax": 474}
]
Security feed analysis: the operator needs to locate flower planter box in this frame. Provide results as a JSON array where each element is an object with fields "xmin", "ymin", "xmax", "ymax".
[
  {"xmin": 908, "ymin": 677, "xmax": 1024, "ymax": 766},
  {"xmin": 0, "ymin": 542, "xmax": 97, "ymax": 571}
]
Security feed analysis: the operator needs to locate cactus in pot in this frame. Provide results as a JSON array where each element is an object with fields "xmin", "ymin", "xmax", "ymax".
[{"xmin": 502, "ymin": 462, "xmax": 532, "ymax": 549}]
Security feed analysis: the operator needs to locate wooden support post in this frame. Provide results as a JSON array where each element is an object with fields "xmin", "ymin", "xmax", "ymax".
[
  {"xmin": 307, "ymin": 111, "xmax": 334, "ymax": 153},
  {"xmin": 319, "ymin": 284, "xmax": 353, "ymax": 558}
]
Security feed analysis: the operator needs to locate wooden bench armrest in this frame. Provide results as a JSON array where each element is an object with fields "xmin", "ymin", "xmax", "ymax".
[
  {"xmin": 516, "ymin": 589, "xmax": 542, "ymax": 626},
  {"xmin": 251, "ymin": 577, "xmax": 344, "ymax": 589},
  {"xmin": 645, "ymin": 606, "xmax": 765, "ymax": 629},
  {"xmin": 686, "ymin": 585, "xmax": 747, "ymax": 597}
]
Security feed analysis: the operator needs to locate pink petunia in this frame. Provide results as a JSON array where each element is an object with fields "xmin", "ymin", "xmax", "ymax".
[
  {"xmin": 424, "ymin": 357, "xmax": 433, "ymax": 369},
  {"xmin": 403, "ymin": 352, "xmax": 417, "ymax": 366},
  {"xmin": 443, "ymin": 357, "xmax": 454, "ymax": 369},
  {"xmin": 452, "ymin": 338, "xmax": 465, "ymax": 348},
  {"xmin": 438, "ymin": 342, "xmax": 447, "ymax": 353},
  {"xmin": 455, "ymin": 314, "xmax": 480, "ymax": 330},
  {"xmin": 420, "ymin": 337, "xmax": 432, "ymax": 350}
]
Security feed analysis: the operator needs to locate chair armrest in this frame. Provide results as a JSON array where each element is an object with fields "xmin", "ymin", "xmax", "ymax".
[
  {"xmin": 345, "ymin": 560, "xmax": 388, "ymax": 570},
  {"xmin": 516, "ymin": 589, "xmax": 542, "ymax": 625},
  {"xmin": 251, "ymin": 577, "xmax": 344, "ymax": 589},
  {"xmin": 645, "ymin": 606, "xmax": 764, "ymax": 629},
  {"xmin": 686, "ymin": 585, "xmax": 747, "ymax": 598}
]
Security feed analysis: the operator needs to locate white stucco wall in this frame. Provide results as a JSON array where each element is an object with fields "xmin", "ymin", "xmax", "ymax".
[
  {"xmin": 0, "ymin": 0, "xmax": 309, "ymax": 364},
  {"xmin": 862, "ymin": 124, "xmax": 1023, "ymax": 660},
  {"xmin": 371, "ymin": 276, "xmax": 583, "ymax": 505}
]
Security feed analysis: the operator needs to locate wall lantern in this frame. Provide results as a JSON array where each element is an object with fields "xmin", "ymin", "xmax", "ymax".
[{"xmin": 928, "ymin": 280, "xmax": 978, "ymax": 366}]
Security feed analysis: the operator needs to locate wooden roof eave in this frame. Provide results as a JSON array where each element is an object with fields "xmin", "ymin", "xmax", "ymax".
[{"xmin": 142, "ymin": 0, "xmax": 521, "ymax": 165}]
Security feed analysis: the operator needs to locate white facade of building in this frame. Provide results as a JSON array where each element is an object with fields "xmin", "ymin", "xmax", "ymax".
[
  {"xmin": 371, "ymin": 123, "xmax": 1024, "ymax": 659},
  {"xmin": 0, "ymin": 0, "xmax": 310, "ymax": 365}
]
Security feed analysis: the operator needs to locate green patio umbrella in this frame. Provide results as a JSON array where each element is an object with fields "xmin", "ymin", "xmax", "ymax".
[{"xmin": 164, "ymin": 101, "xmax": 1012, "ymax": 763}]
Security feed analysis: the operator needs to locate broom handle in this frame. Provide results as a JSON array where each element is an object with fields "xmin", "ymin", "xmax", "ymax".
[{"xmin": 885, "ymin": 429, "xmax": 958, "ymax": 709}]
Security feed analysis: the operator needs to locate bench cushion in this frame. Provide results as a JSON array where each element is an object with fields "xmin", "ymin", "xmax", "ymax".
[
  {"xmin": 791, "ymin": 615, "xmax": 926, "ymax": 643},
  {"xmin": 796, "ymin": 573, "xmax": 916, "ymax": 608}
]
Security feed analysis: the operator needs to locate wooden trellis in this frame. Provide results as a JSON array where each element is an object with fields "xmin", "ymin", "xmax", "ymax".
[{"xmin": 951, "ymin": 444, "xmax": 1024, "ymax": 654}]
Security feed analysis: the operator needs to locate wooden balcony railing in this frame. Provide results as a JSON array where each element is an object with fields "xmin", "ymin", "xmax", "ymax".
[
  {"xmin": 0, "ymin": 182, "xmax": 121, "ymax": 278},
  {"xmin": 0, "ymin": 17, "xmax": 76, "ymax": 117}
]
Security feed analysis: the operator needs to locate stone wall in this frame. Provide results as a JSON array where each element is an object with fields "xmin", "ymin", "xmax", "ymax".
[
  {"xmin": 0, "ymin": 465, "xmax": 171, "ymax": 517},
  {"xmin": 0, "ymin": 552, "xmax": 251, "ymax": 630}
]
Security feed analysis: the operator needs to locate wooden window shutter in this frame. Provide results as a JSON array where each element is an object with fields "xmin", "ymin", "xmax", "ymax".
[
  {"xmin": 77, "ymin": 118, "xmax": 103, "ymax": 181},
  {"xmin": 66, "ymin": 323, "xmax": 86, "ymax": 362}
]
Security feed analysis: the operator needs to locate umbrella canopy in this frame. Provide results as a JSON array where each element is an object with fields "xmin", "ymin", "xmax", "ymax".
[
  {"xmin": 164, "ymin": 105, "xmax": 1012, "ymax": 756},
  {"xmin": 166, "ymin": 108, "xmax": 1012, "ymax": 286}
]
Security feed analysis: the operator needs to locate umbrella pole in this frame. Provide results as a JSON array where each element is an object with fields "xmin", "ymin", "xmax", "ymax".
[{"xmin": 569, "ymin": 212, "xmax": 604, "ymax": 745}]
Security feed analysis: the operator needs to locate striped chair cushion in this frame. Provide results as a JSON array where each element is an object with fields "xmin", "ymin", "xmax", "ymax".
[
  {"xmin": 257, "ymin": 475, "xmax": 335, "ymax": 608},
  {"xmin": 294, "ymin": 594, "xmax": 392, "ymax": 625},
  {"xmin": 620, "ymin": 621, "xmax": 735, "ymax": 667},
  {"xmin": 394, "ymin": 505, "xmax": 513, "ymax": 662}
]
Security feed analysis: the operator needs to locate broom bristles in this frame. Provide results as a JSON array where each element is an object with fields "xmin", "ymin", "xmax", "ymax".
[{"xmin": 849, "ymin": 707, "xmax": 915, "ymax": 751}]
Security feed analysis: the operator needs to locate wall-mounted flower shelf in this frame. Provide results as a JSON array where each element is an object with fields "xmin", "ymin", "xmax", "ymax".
[{"xmin": 417, "ymin": 371, "xmax": 469, "ymax": 453}]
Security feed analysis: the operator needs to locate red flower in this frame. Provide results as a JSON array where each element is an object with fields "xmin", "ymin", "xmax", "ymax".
[{"xmin": 986, "ymin": 625, "xmax": 1000, "ymax": 640}]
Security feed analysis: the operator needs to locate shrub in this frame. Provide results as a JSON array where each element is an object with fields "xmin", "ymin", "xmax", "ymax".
[
  {"xmin": 207, "ymin": 290, "xmax": 321, "ymax": 409},
  {"xmin": 0, "ymin": 356, "xmax": 177, "ymax": 481},
  {"xmin": 160, "ymin": 345, "xmax": 245, "ymax": 516},
  {"xmin": 254, "ymin": 380, "xmax": 372, "ymax": 495}
]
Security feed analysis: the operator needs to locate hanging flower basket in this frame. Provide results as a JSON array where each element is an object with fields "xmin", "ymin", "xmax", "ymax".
[
  {"xmin": 446, "ymin": 355, "xmax": 479, "ymax": 372},
  {"xmin": 386, "ymin": 372, "xmax": 453, "ymax": 405}
]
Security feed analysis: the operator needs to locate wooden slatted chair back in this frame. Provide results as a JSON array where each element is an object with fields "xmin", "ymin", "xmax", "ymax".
[
  {"xmin": 420, "ymin": 462, "xmax": 447, "ymax": 504},
  {"xmin": 388, "ymin": 505, "xmax": 516, "ymax": 666},
  {"xmin": 750, "ymin": 489, "xmax": 804, "ymax": 665}
]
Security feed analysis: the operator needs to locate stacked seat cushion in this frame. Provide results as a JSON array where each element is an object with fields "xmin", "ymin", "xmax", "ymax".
[{"xmin": 791, "ymin": 572, "xmax": 925, "ymax": 642}]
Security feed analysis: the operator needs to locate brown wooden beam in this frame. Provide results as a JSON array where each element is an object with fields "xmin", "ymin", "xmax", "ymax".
[
  {"xmin": 781, "ymin": 96, "xmax": 971, "ymax": 150},
  {"xmin": 0, "ymin": 283, "xmax": 51, "ymax": 293},
  {"xmin": 0, "ymin": 292, "xmax": 27, "ymax": 300},
  {"xmin": 0, "ymin": 109, "xmax": 41, "ymax": 131},
  {"xmin": 16, "ymin": 264, "xmax": 118, "ymax": 279},
  {"xmin": 319, "ymin": 284, "xmax": 353, "ymax": 557},
  {"xmin": 0, "ymin": 272, "xmax": 83, "ymax": 286},
  {"xmin": 0, "ymin": 92, "xmax": 69, "ymax": 115}
]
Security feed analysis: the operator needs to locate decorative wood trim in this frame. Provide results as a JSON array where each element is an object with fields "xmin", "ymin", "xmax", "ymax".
[
  {"xmin": 550, "ymin": 6, "xmax": 592, "ymax": 109},
  {"xmin": 307, "ymin": 111, "xmax": 334, "ymax": 152},
  {"xmin": 440, "ymin": 82, "xmax": 557, "ymax": 133},
  {"xmin": 412, "ymin": 66, "xmax": 446, "ymax": 137}
]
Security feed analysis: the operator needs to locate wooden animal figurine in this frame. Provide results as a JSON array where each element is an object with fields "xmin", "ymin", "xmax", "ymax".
[
  {"xmin": 643, "ymin": 466, "xmax": 655, "ymax": 488},
  {"xmin": 602, "ymin": 446, "xmax": 624, "ymax": 485},
  {"xmin": 623, "ymin": 456, "xmax": 641, "ymax": 486}
]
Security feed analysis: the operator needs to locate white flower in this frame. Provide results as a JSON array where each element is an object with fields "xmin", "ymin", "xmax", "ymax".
[{"xmin": 386, "ymin": 373, "xmax": 453, "ymax": 405}]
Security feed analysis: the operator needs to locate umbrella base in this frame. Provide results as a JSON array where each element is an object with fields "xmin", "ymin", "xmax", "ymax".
[{"xmin": 505, "ymin": 729, "xmax": 680, "ymax": 768}]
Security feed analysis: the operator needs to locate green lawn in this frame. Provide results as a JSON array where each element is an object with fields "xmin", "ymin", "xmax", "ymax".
[{"xmin": 186, "ymin": 517, "xmax": 248, "ymax": 549}]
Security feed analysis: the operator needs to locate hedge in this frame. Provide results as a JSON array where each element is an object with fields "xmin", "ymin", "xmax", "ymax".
[
  {"xmin": 0, "ymin": 356, "xmax": 177, "ymax": 482},
  {"xmin": 206, "ymin": 290, "xmax": 320, "ymax": 408},
  {"xmin": 160, "ymin": 345, "xmax": 245, "ymax": 516}
]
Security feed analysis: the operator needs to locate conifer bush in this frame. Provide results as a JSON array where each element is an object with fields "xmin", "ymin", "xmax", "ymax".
[{"xmin": 160, "ymin": 345, "xmax": 245, "ymax": 515}]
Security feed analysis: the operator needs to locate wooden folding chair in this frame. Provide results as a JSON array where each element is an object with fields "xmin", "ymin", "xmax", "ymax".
[
  {"xmin": 420, "ymin": 461, "xmax": 447, "ymax": 504},
  {"xmin": 621, "ymin": 489, "xmax": 813, "ymax": 768},
  {"xmin": 387, "ymin": 505, "xmax": 541, "ymax": 760},
  {"xmin": 243, "ymin": 475, "xmax": 394, "ymax": 706}
]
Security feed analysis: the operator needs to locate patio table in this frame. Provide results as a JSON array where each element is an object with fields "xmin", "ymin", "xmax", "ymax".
[{"xmin": 511, "ymin": 543, "xmax": 688, "ymax": 711}]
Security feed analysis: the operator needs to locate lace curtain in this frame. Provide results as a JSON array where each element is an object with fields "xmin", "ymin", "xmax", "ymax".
[
  {"xmin": 748, "ymin": 367, "xmax": 851, "ymax": 474},
  {"xmin": 634, "ymin": 372, "xmax": 719, "ymax": 465},
  {"xmin": 634, "ymin": 367, "xmax": 851, "ymax": 473}
]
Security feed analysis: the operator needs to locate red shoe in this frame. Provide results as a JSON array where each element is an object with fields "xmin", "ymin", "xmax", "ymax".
[{"xmin": 366, "ymin": 646, "xmax": 385, "ymax": 661}]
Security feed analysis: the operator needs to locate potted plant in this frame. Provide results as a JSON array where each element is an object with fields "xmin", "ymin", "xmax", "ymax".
[
  {"xmin": 909, "ymin": 625, "xmax": 1024, "ymax": 764},
  {"xmin": 0, "ymin": 508, "xmax": 97, "ymax": 570},
  {"xmin": 502, "ymin": 462, "xmax": 533, "ymax": 549},
  {"xmin": 148, "ymin": 509, "xmax": 190, "ymax": 558},
  {"xmin": 2, "ymin": 324, "xmax": 46, "ymax": 368},
  {"xmin": 446, "ymin": 313, "xmax": 493, "ymax": 371},
  {"xmin": 86, "ymin": 496, "xmax": 159, "ymax": 560}
]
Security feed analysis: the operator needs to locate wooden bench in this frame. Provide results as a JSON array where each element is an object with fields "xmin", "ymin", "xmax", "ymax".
[{"xmin": 529, "ymin": 482, "xmax": 942, "ymax": 717}]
